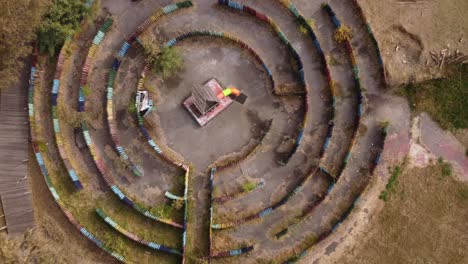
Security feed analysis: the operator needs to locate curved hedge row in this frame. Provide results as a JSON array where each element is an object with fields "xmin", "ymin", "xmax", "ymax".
[
  {"xmin": 157, "ymin": 30, "xmax": 320, "ymax": 230},
  {"xmin": 209, "ymin": 168, "xmax": 215, "ymax": 257},
  {"xmin": 134, "ymin": 64, "xmax": 188, "ymax": 170},
  {"xmin": 212, "ymin": 179, "xmax": 265, "ymax": 204},
  {"xmin": 78, "ymin": 4, "xmax": 193, "ymax": 229},
  {"xmin": 51, "ymin": 37, "xmax": 83, "ymax": 190},
  {"xmin": 29, "ymin": 54, "xmax": 125, "ymax": 263},
  {"xmin": 322, "ymin": 3, "xmax": 364, "ymax": 178},
  {"xmin": 132, "ymin": 56, "xmax": 192, "ymax": 264},
  {"xmin": 209, "ymin": 168, "xmax": 255, "ymax": 258},
  {"xmin": 282, "ymin": 125, "xmax": 388, "ymax": 263},
  {"xmin": 212, "ymin": 166, "xmax": 318, "ymax": 229},
  {"xmin": 163, "ymin": 30, "xmax": 275, "ymax": 88},
  {"xmin": 81, "ymin": 122, "xmax": 183, "ymax": 229},
  {"xmin": 213, "ymin": 119, "xmax": 272, "ymax": 172},
  {"xmin": 106, "ymin": 1, "xmax": 194, "ymax": 178},
  {"xmin": 276, "ymin": 0, "xmax": 337, "ymax": 163},
  {"xmin": 105, "ymin": 4, "xmax": 195, "ymax": 262},
  {"xmin": 350, "ymin": 0, "xmax": 387, "ymax": 88},
  {"xmin": 96, "ymin": 208, "xmax": 182, "ymax": 256},
  {"xmin": 276, "ymin": 4, "xmax": 370, "ymax": 254},
  {"xmin": 218, "ymin": 0, "xmax": 308, "ymax": 165},
  {"xmin": 78, "ymin": 17, "xmax": 113, "ymax": 112}
]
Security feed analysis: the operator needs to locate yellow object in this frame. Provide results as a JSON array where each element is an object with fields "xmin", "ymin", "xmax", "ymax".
[{"xmin": 218, "ymin": 87, "xmax": 241, "ymax": 99}]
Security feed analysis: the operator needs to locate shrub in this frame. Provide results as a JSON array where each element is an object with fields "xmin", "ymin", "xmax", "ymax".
[
  {"xmin": 242, "ymin": 182, "xmax": 257, "ymax": 192},
  {"xmin": 437, "ymin": 158, "xmax": 452, "ymax": 177},
  {"xmin": 82, "ymin": 84, "xmax": 91, "ymax": 97},
  {"xmin": 57, "ymin": 104, "xmax": 84, "ymax": 127},
  {"xmin": 103, "ymin": 231, "xmax": 128, "ymax": 256},
  {"xmin": 37, "ymin": 0, "xmax": 91, "ymax": 55},
  {"xmin": 127, "ymin": 95, "xmax": 137, "ymax": 113},
  {"xmin": 379, "ymin": 120, "xmax": 390, "ymax": 129},
  {"xmin": 171, "ymin": 199, "xmax": 184, "ymax": 210},
  {"xmin": 328, "ymin": 55, "xmax": 341, "ymax": 66},
  {"xmin": 142, "ymin": 40, "xmax": 184, "ymax": 79},
  {"xmin": 334, "ymin": 25, "xmax": 353, "ymax": 43},
  {"xmin": 153, "ymin": 47, "xmax": 184, "ymax": 79},
  {"xmin": 38, "ymin": 142, "xmax": 48, "ymax": 153},
  {"xmin": 150, "ymin": 204, "xmax": 173, "ymax": 219}
]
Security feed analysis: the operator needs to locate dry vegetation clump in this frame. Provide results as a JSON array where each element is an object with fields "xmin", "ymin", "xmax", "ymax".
[
  {"xmin": 334, "ymin": 25, "xmax": 353, "ymax": 43},
  {"xmin": 341, "ymin": 162, "xmax": 468, "ymax": 263}
]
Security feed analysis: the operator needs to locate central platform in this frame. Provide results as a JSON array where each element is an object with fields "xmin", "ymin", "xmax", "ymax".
[{"xmin": 183, "ymin": 78, "xmax": 233, "ymax": 126}]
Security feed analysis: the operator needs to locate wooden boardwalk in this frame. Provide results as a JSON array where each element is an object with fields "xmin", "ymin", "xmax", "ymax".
[{"xmin": 0, "ymin": 65, "xmax": 35, "ymax": 236}]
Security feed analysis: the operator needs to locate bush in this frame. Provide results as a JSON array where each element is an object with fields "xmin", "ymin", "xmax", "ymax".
[
  {"xmin": 171, "ymin": 199, "xmax": 184, "ymax": 210},
  {"xmin": 438, "ymin": 158, "xmax": 452, "ymax": 177},
  {"xmin": 242, "ymin": 182, "xmax": 257, "ymax": 192},
  {"xmin": 298, "ymin": 19, "xmax": 315, "ymax": 35},
  {"xmin": 82, "ymin": 84, "xmax": 91, "ymax": 97},
  {"xmin": 127, "ymin": 95, "xmax": 137, "ymax": 113},
  {"xmin": 334, "ymin": 25, "xmax": 353, "ymax": 43},
  {"xmin": 142, "ymin": 40, "xmax": 184, "ymax": 79},
  {"xmin": 57, "ymin": 104, "xmax": 85, "ymax": 127},
  {"xmin": 37, "ymin": 0, "xmax": 91, "ymax": 55},
  {"xmin": 150, "ymin": 204, "xmax": 173, "ymax": 219},
  {"xmin": 153, "ymin": 47, "xmax": 184, "ymax": 79}
]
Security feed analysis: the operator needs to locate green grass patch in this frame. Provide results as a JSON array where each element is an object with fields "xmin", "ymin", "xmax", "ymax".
[
  {"xmin": 82, "ymin": 84, "xmax": 91, "ymax": 97},
  {"xmin": 399, "ymin": 63, "xmax": 468, "ymax": 130},
  {"xmin": 242, "ymin": 181, "xmax": 257, "ymax": 192},
  {"xmin": 127, "ymin": 95, "xmax": 137, "ymax": 113},
  {"xmin": 379, "ymin": 165, "xmax": 402, "ymax": 202},
  {"xmin": 438, "ymin": 158, "xmax": 452, "ymax": 177}
]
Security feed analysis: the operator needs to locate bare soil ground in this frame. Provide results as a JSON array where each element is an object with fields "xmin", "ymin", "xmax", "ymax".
[{"xmin": 358, "ymin": 0, "xmax": 468, "ymax": 86}]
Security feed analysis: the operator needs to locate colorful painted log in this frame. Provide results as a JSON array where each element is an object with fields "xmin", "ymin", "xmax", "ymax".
[
  {"xmin": 277, "ymin": 0, "xmax": 336, "ymax": 161},
  {"xmin": 212, "ymin": 179, "xmax": 265, "ymax": 204},
  {"xmin": 350, "ymin": 0, "xmax": 387, "ymax": 88},
  {"xmin": 211, "ymin": 246, "xmax": 254, "ymax": 258},
  {"xmin": 106, "ymin": 2, "xmax": 194, "ymax": 179},
  {"xmin": 219, "ymin": 0, "xmax": 309, "ymax": 165},
  {"xmin": 28, "ymin": 51, "xmax": 125, "ymax": 263},
  {"xmin": 321, "ymin": 3, "xmax": 364, "ymax": 178},
  {"xmin": 50, "ymin": 38, "xmax": 83, "ymax": 190},
  {"xmin": 78, "ymin": 3, "xmax": 195, "ymax": 229},
  {"xmin": 209, "ymin": 168, "xmax": 215, "ymax": 257},
  {"xmin": 79, "ymin": 17, "xmax": 113, "ymax": 112},
  {"xmin": 81, "ymin": 122, "xmax": 183, "ymax": 228},
  {"xmin": 96, "ymin": 208, "xmax": 182, "ymax": 255},
  {"xmin": 212, "ymin": 167, "xmax": 318, "ymax": 229},
  {"xmin": 282, "ymin": 124, "xmax": 389, "ymax": 263}
]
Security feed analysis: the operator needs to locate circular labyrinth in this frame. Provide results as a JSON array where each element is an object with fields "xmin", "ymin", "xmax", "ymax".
[{"xmin": 28, "ymin": 0, "xmax": 402, "ymax": 263}]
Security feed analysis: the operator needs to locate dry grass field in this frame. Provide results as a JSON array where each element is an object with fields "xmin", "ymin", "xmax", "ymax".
[{"xmin": 339, "ymin": 162, "xmax": 468, "ymax": 264}]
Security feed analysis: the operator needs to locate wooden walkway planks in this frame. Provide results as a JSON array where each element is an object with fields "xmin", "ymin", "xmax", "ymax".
[{"xmin": 0, "ymin": 63, "xmax": 36, "ymax": 236}]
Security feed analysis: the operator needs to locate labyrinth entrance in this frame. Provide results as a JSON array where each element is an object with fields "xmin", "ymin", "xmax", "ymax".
[{"xmin": 29, "ymin": 0, "xmax": 395, "ymax": 263}]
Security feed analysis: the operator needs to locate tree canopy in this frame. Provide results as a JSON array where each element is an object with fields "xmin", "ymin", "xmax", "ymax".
[{"xmin": 37, "ymin": 0, "xmax": 90, "ymax": 56}]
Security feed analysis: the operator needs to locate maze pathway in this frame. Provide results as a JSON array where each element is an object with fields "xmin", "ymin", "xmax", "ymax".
[{"xmin": 26, "ymin": 0, "xmax": 412, "ymax": 263}]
